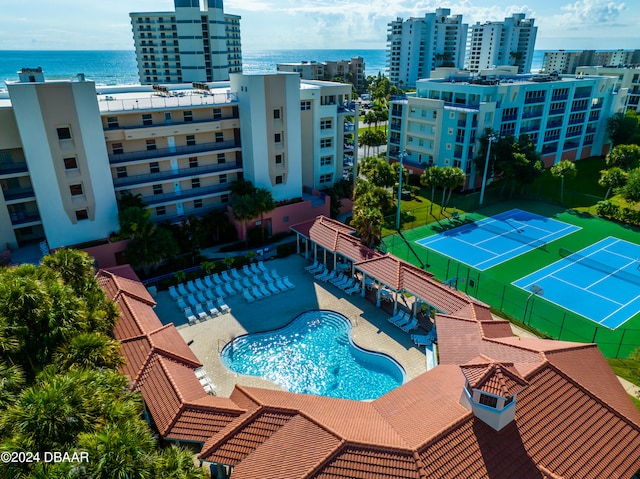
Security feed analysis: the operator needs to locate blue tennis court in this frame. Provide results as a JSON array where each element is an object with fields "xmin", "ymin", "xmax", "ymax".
[
  {"xmin": 416, "ymin": 209, "xmax": 580, "ymax": 271},
  {"xmin": 513, "ymin": 237, "xmax": 640, "ymax": 329}
]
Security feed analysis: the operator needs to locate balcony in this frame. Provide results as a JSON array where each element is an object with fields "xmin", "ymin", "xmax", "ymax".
[
  {"xmin": 574, "ymin": 90, "xmax": 592, "ymax": 99},
  {"xmin": 109, "ymin": 140, "xmax": 241, "ymax": 164},
  {"xmin": 549, "ymin": 108, "xmax": 565, "ymax": 115},
  {"xmin": 112, "ymin": 160, "xmax": 242, "ymax": 188},
  {"xmin": 0, "ymin": 162, "xmax": 29, "ymax": 175},
  {"xmin": 502, "ymin": 114, "xmax": 518, "ymax": 121},
  {"xmin": 571, "ymin": 104, "xmax": 588, "ymax": 112},
  {"xmin": 551, "ymin": 94, "xmax": 568, "ymax": 101},
  {"xmin": 547, "ymin": 121, "xmax": 563, "ymax": 129},
  {"xmin": 98, "ymin": 91, "xmax": 238, "ymax": 113},
  {"xmin": 522, "ymin": 110, "xmax": 543, "ymax": 119},
  {"xmin": 524, "ymin": 96, "xmax": 546, "ymax": 104},
  {"xmin": 544, "ymin": 134, "xmax": 561, "ymax": 142},
  {"xmin": 105, "ymin": 114, "xmax": 238, "ymax": 131},
  {"xmin": 3, "ymin": 187, "xmax": 35, "ymax": 201},
  {"xmin": 143, "ymin": 183, "xmax": 231, "ymax": 206},
  {"xmin": 10, "ymin": 212, "xmax": 41, "ymax": 226}
]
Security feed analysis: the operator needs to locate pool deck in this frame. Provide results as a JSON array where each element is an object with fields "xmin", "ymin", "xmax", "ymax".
[{"xmin": 152, "ymin": 255, "xmax": 428, "ymax": 398}]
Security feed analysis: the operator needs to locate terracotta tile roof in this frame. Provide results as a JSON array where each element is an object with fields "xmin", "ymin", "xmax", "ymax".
[
  {"xmin": 310, "ymin": 446, "xmax": 421, "ymax": 479},
  {"xmin": 229, "ymin": 415, "xmax": 342, "ymax": 479},
  {"xmin": 119, "ymin": 336, "xmax": 152, "ymax": 381},
  {"xmin": 290, "ymin": 215, "xmax": 355, "ymax": 239},
  {"xmin": 113, "ymin": 294, "xmax": 163, "ymax": 341},
  {"xmin": 460, "ymin": 359, "xmax": 528, "ymax": 397},
  {"xmin": 166, "ymin": 405, "xmax": 243, "ymax": 443},
  {"xmin": 101, "ymin": 264, "xmax": 141, "ymax": 281},
  {"xmin": 147, "ymin": 324, "xmax": 201, "ymax": 368},
  {"xmin": 96, "ymin": 268, "xmax": 155, "ymax": 305},
  {"xmin": 335, "ymin": 233, "xmax": 382, "ymax": 263}
]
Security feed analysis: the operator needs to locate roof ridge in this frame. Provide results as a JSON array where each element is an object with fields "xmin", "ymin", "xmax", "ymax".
[
  {"xmin": 182, "ymin": 400, "xmax": 246, "ymax": 414},
  {"xmin": 415, "ymin": 412, "xmax": 474, "ymax": 451}
]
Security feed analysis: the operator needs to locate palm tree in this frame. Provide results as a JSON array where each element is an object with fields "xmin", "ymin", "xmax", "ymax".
[
  {"xmin": 231, "ymin": 194, "xmax": 257, "ymax": 247},
  {"xmin": 442, "ymin": 167, "xmax": 466, "ymax": 211},
  {"xmin": 154, "ymin": 445, "xmax": 207, "ymax": 479},
  {"xmin": 253, "ymin": 187, "xmax": 275, "ymax": 244},
  {"xmin": 41, "ymin": 248, "xmax": 95, "ymax": 294},
  {"xmin": 551, "ymin": 159, "xmax": 577, "ymax": 204},
  {"xmin": 0, "ymin": 362, "xmax": 24, "ymax": 410},
  {"xmin": 54, "ymin": 332, "xmax": 124, "ymax": 371},
  {"xmin": 126, "ymin": 226, "xmax": 179, "ymax": 275},
  {"xmin": 351, "ymin": 203, "xmax": 384, "ymax": 248},
  {"xmin": 420, "ymin": 166, "xmax": 444, "ymax": 214}
]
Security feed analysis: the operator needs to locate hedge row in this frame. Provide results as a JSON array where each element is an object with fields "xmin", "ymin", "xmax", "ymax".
[{"xmin": 595, "ymin": 200, "xmax": 640, "ymax": 225}]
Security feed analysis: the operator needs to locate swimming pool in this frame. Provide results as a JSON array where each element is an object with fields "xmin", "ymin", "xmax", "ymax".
[{"xmin": 220, "ymin": 310, "xmax": 405, "ymax": 400}]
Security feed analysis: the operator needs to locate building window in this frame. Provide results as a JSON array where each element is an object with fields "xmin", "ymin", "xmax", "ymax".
[
  {"xmin": 191, "ymin": 178, "xmax": 200, "ymax": 188},
  {"xmin": 320, "ymin": 138, "xmax": 332, "ymax": 149},
  {"xmin": 186, "ymin": 135, "xmax": 196, "ymax": 146},
  {"xmin": 107, "ymin": 117, "xmax": 119, "ymax": 128},
  {"xmin": 153, "ymin": 184, "xmax": 163, "ymax": 195},
  {"xmin": 320, "ymin": 119, "xmax": 332, "ymax": 130},
  {"xmin": 194, "ymin": 199, "xmax": 203, "ymax": 208},
  {"xmin": 273, "ymin": 109, "xmax": 281, "ymax": 119},
  {"xmin": 275, "ymin": 175, "xmax": 283, "ymax": 184},
  {"xmin": 116, "ymin": 166, "xmax": 128, "ymax": 178},
  {"xmin": 146, "ymin": 139, "xmax": 157, "ymax": 151},
  {"xmin": 219, "ymin": 174, "xmax": 227, "ymax": 184},
  {"xmin": 149, "ymin": 162, "xmax": 160, "ymax": 174},
  {"xmin": 164, "ymin": 112, "xmax": 172, "ymax": 122},
  {"xmin": 320, "ymin": 156, "xmax": 332, "ymax": 166},
  {"xmin": 300, "ymin": 100, "xmax": 311, "ymax": 111},
  {"xmin": 275, "ymin": 154, "xmax": 283, "ymax": 164},
  {"xmin": 69, "ymin": 184, "xmax": 83, "ymax": 196},
  {"xmin": 75, "ymin": 209, "xmax": 89, "ymax": 221},
  {"xmin": 63, "ymin": 157, "xmax": 78, "ymax": 170},
  {"xmin": 274, "ymin": 133, "xmax": 282, "ymax": 143},
  {"xmin": 217, "ymin": 153, "xmax": 226, "ymax": 164},
  {"xmin": 56, "ymin": 126, "xmax": 72, "ymax": 140},
  {"xmin": 142, "ymin": 114, "xmax": 153, "ymax": 126},
  {"xmin": 213, "ymin": 108, "xmax": 222, "ymax": 120},
  {"xmin": 220, "ymin": 193, "xmax": 229, "ymax": 204},
  {"xmin": 215, "ymin": 132, "xmax": 224, "ymax": 143},
  {"xmin": 189, "ymin": 157, "xmax": 198, "ymax": 168},
  {"xmin": 184, "ymin": 110, "xmax": 193, "ymax": 122},
  {"xmin": 156, "ymin": 206, "xmax": 166, "ymax": 216},
  {"xmin": 112, "ymin": 143, "xmax": 124, "ymax": 155},
  {"xmin": 319, "ymin": 173, "xmax": 333, "ymax": 184},
  {"xmin": 479, "ymin": 393, "xmax": 498, "ymax": 408}
]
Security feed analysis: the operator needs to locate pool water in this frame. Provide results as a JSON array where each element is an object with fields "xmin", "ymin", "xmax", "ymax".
[{"xmin": 220, "ymin": 310, "xmax": 405, "ymax": 400}]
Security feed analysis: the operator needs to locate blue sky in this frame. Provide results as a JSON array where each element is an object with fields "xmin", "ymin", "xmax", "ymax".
[{"xmin": 0, "ymin": 0, "xmax": 637, "ymax": 51}]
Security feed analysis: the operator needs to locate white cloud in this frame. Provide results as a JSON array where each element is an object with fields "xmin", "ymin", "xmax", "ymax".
[{"xmin": 560, "ymin": 0, "xmax": 626, "ymax": 23}]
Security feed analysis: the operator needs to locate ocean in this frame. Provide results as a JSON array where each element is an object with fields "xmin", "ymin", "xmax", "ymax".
[{"xmin": 0, "ymin": 49, "xmax": 545, "ymax": 87}]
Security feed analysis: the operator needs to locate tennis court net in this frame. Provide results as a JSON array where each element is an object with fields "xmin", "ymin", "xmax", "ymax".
[
  {"xmin": 479, "ymin": 220, "xmax": 548, "ymax": 250},
  {"xmin": 559, "ymin": 247, "xmax": 640, "ymax": 287}
]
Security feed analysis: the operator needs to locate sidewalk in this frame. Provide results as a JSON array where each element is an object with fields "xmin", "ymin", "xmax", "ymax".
[
  {"xmin": 199, "ymin": 236, "xmax": 297, "ymax": 261},
  {"xmin": 509, "ymin": 320, "xmax": 640, "ymax": 400}
]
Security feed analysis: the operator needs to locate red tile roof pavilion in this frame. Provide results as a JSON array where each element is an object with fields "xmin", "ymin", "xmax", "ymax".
[{"xmin": 100, "ymin": 225, "xmax": 640, "ymax": 478}]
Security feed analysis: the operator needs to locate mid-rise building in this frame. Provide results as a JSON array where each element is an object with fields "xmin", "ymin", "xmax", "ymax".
[
  {"xmin": 387, "ymin": 9, "xmax": 468, "ymax": 88},
  {"xmin": 0, "ymin": 70, "xmax": 355, "ymax": 252},
  {"xmin": 575, "ymin": 66, "xmax": 640, "ymax": 113},
  {"xmin": 543, "ymin": 49, "xmax": 640, "ymax": 74},
  {"xmin": 277, "ymin": 57, "xmax": 365, "ymax": 92},
  {"xmin": 467, "ymin": 13, "xmax": 537, "ymax": 74},
  {"xmin": 130, "ymin": 0, "xmax": 242, "ymax": 85},
  {"xmin": 387, "ymin": 69, "xmax": 621, "ymax": 188}
]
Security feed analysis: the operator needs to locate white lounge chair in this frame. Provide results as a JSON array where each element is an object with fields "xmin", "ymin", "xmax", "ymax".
[
  {"xmin": 221, "ymin": 270, "xmax": 232, "ymax": 283},
  {"xmin": 411, "ymin": 334, "xmax": 431, "ymax": 346},
  {"xmin": 195, "ymin": 368, "xmax": 207, "ymax": 379},
  {"xmin": 283, "ymin": 276, "xmax": 295, "ymax": 289},
  {"xmin": 339, "ymin": 278, "xmax": 356, "ymax": 291},
  {"xmin": 242, "ymin": 277, "xmax": 253, "ymax": 289},
  {"xmin": 178, "ymin": 283, "xmax": 189, "ymax": 296},
  {"xmin": 250, "ymin": 263, "xmax": 261, "ymax": 275},
  {"xmin": 194, "ymin": 303, "xmax": 208, "ymax": 320},
  {"xmin": 205, "ymin": 289, "xmax": 217, "ymax": 301},
  {"xmin": 215, "ymin": 285, "xmax": 226, "ymax": 298},
  {"xmin": 184, "ymin": 307, "xmax": 197, "ymax": 325},
  {"xmin": 330, "ymin": 273, "xmax": 347, "ymax": 286},
  {"xmin": 399, "ymin": 318, "xmax": 419, "ymax": 332},
  {"xmin": 314, "ymin": 267, "xmax": 329, "ymax": 280},
  {"xmin": 263, "ymin": 270, "xmax": 274, "ymax": 283},
  {"xmin": 217, "ymin": 297, "xmax": 231, "ymax": 314},
  {"xmin": 252, "ymin": 276, "xmax": 263, "ymax": 287},
  {"xmin": 257, "ymin": 261, "xmax": 268, "ymax": 272},
  {"xmin": 259, "ymin": 284, "xmax": 271, "ymax": 297},
  {"xmin": 251, "ymin": 286, "xmax": 264, "ymax": 300},
  {"xmin": 243, "ymin": 289, "xmax": 255, "ymax": 303},
  {"xmin": 233, "ymin": 280, "xmax": 244, "ymax": 292},
  {"xmin": 211, "ymin": 273, "xmax": 223, "ymax": 286},
  {"xmin": 267, "ymin": 282, "xmax": 280, "ymax": 294},
  {"xmin": 394, "ymin": 313, "xmax": 413, "ymax": 328},
  {"xmin": 177, "ymin": 297, "xmax": 188, "ymax": 310},
  {"xmin": 203, "ymin": 383, "xmax": 216, "ymax": 394},
  {"xmin": 187, "ymin": 294, "xmax": 199, "ymax": 308},
  {"xmin": 275, "ymin": 278, "xmax": 288, "ymax": 292},
  {"xmin": 204, "ymin": 275, "xmax": 215, "ymax": 289},
  {"xmin": 270, "ymin": 269, "xmax": 281, "ymax": 279},
  {"xmin": 231, "ymin": 268, "xmax": 242, "ymax": 280},
  {"xmin": 388, "ymin": 311, "xmax": 407, "ymax": 325},
  {"xmin": 187, "ymin": 281, "xmax": 198, "ymax": 294},
  {"xmin": 344, "ymin": 284, "xmax": 360, "ymax": 295},
  {"xmin": 195, "ymin": 278, "xmax": 208, "ymax": 291},
  {"xmin": 304, "ymin": 260, "xmax": 319, "ymax": 272},
  {"xmin": 169, "ymin": 285, "xmax": 179, "ymax": 300},
  {"xmin": 322, "ymin": 270, "xmax": 337, "ymax": 283},
  {"xmin": 224, "ymin": 282, "xmax": 235, "ymax": 296},
  {"xmin": 242, "ymin": 264, "xmax": 252, "ymax": 276},
  {"xmin": 196, "ymin": 291, "xmax": 207, "ymax": 304},
  {"xmin": 308, "ymin": 263, "xmax": 324, "ymax": 275},
  {"xmin": 206, "ymin": 300, "xmax": 219, "ymax": 316}
]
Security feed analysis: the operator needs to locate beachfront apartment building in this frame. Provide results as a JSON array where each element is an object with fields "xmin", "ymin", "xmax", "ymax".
[
  {"xmin": 387, "ymin": 9, "xmax": 468, "ymax": 88},
  {"xmin": 575, "ymin": 65, "xmax": 640, "ymax": 113},
  {"xmin": 0, "ymin": 69, "xmax": 355, "ymax": 252},
  {"xmin": 276, "ymin": 57, "xmax": 365, "ymax": 92},
  {"xmin": 130, "ymin": 0, "xmax": 242, "ymax": 85},
  {"xmin": 387, "ymin": 69, "xmax": 622, "ymax": 188},
  {"xmin": 542, "ymin": 49, "xmax": 640, "ymax": 75},
  {"xmin": 466, "ymin": 13, "xmax": 537, "ymax": 74}
]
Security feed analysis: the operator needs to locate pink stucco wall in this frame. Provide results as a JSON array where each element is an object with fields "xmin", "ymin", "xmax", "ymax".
[
  {"xmin": 338, "ymin": 198, "xmax": 354, "ymax": 216},
  {"xmin": 229, "ymin": 194, "xmax": 330, "ymax": 241},
  {"xmin": 82, "ymin": 239, "xmax": 130, "ymax": 269}
]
